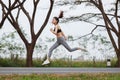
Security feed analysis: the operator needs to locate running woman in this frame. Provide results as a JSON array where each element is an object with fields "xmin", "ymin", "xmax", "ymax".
[{"xmin": 42, "ymin": 11, "xmax": 87, "ymax": 65}]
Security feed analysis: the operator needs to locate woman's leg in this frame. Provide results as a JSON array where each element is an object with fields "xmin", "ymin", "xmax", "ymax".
[
  {"xmin": 47, "ymin": 41, "xmax": 60, "ymax": 59},
  {"xmin": 59, "ymin": 37, "xmax": 79, "ymax": 52},
  {"xmin": 42, "ymin": 41, "xmax": 60, "ymax": 65}
]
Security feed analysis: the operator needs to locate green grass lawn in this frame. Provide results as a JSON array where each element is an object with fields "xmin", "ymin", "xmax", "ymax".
[
  {"xmin": 0, "ymin": 73, "xmax": 120, "ymax": 80},
  {"xmin": 0, "ymin": 58, "xmax": 117, "ymax": 67}
]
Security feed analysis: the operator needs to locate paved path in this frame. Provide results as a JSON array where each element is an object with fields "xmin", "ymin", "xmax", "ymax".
[{"xmin": 0, "ymin": 67, "xmax": 120, "ymax": 74}]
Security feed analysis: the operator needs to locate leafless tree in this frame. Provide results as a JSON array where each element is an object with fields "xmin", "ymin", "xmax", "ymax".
[{"xmin": 0, "ymin": 0, "xmax": 54, "ymax": 67}]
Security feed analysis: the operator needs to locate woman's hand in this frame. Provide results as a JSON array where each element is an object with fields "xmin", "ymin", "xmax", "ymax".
[
  {"xmin": 64, "ymin": 36, "xmax": 67, "ymax": 40},
  {"xmin": 50, "ymin": 28, "xmax": 53, "ymax": 32},
  {"xmin": 50, "ymin": 28, "xmax": 57, "ymax": 35}
]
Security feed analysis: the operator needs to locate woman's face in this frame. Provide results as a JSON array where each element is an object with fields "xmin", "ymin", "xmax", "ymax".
[{"xmin": 52, "ymin": 18, "xmax": 57, "ymax": 24}]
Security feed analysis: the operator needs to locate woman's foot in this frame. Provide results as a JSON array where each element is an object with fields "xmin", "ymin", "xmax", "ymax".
[
  {"xmin": 42, "ymin": 59, "xmax": 50, "ymax": 65},
  {"xmin": 78, "ymin": 48, "xmax": 88, "ymax": 52}
]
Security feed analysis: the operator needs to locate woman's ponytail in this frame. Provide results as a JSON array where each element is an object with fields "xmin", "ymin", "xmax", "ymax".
[
  {"xmin": 53, "ymin": 11, "xmax": 64, "ymax": 23},
  {"xmin": 58, "ymin": 11, "xmax": 63, "ymax": 18}
]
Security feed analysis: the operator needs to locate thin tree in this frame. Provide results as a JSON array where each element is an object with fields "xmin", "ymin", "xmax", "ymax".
[{"xmin": 0, "ymin": 0, "xmax": 54, "ymax": 67}]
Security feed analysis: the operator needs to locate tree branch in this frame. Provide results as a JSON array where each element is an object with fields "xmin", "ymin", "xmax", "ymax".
[
  {"xmin": 55, "ymin": 0, "xmax": 88, "ymax": 6},
  {"xmin": 0, "ymin": 0, "xmax": 9, "ymax": 10},
  {"xmin": 0, "ymin": 0, "xmax": 26, "ymax": 28},
  {"xmin": 18, "ymin": 0, "xmax": 32, "ymax": 24},
  {"xmin": 2, "ymin": 6, "xmax": 13, "ymax": 24},
  {"xmin": 90, "ymin": 0, "xmax": 100, "ymax": 9},
  {"xmin": 98, "ymin": 0, "xmax": 118, "ymax": 52},
  {"xmin": 9, "ymin": 0, "xmax": 11, "ymax": 8},
  {"xmin": 13, "ymin": 0, "xmax": 26, "ymax": 9},
  {"xmin": 16, "ymin": 7, "xmax": 21, "ymax": 23},
  {"xmin": 72, "ymin": 24, "xmax": 106, "ymax": 41},
  {"xmin": 115, "ymin": 0, "xmax": 120, "ymax": 30},
  {"xmin": 11, "ymin": 0, "xmax": 18, "ymax": 10},
  {"xmin": 0, "ymin": 0, "xmax": 29, "ymax": 45},
  {"xmin": 96, "ymin": 0, "xmax": 119, "ymax": 37},
  {"xmin": 36, "ymin": 0, "xmax": 54, "ymax": 38},
  {"xmin": 31, "ymin": 0, "xmax": 40, "ymax": 38},
  {"xmin": 9, "ymin": 11, "xmax": 29, "ymax": 45},
  {"xmin": 115, "ymin": 0, "xmax": 120, "ymax": 51},
  {"xmin": 0, "ymin": 1, "xmax": 10, "ymax": 28}
]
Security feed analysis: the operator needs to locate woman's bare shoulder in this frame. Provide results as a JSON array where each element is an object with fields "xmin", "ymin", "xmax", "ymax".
[{"xmin": 56, "ymin": 24, "xmax": 61, "ymax": 28}]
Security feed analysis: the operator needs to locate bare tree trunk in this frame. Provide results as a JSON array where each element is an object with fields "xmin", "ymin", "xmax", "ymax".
[
  {"xmin": 26, "ymin": 46, "xmax": 33, "ymax": 67},
  {"xmin": 118, "ymin": 56, "xmax": 120, "ymax": 67},
  {"xmin": 102, "ymin": 11, "xmax": 120, "ymax": 67},
  {"xmin": 116, "ymin": 38, "xmax": 120, "ymax": 67},
  {"xmin": 116, "ymin": 54, "xmax": 120, "ymax": 67},
  {"xmin": 90, "ymin": 0, "xmax": 120, "ymax": 67},
  {"xmin": 26, "ymin": 41, "xmax": 36, "ymax": 67}
]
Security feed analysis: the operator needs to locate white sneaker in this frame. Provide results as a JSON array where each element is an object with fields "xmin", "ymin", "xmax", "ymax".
[{"xmin": 42, "ymin": 59, "xmax": 50, "ymax": 65}]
